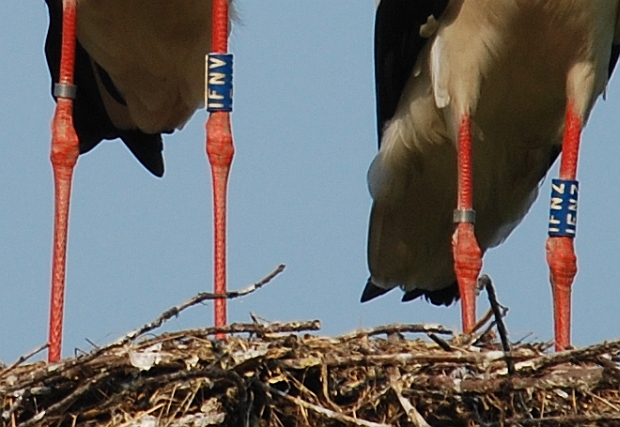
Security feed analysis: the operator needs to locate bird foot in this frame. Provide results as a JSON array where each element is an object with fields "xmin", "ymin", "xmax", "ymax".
[
  {"xmin": 546, "ymin": 236, "xmax": 576, "ymax": 351},
  {"xmin": 452, "ymin": 222, "xmax": 482, "ymax": 333}
]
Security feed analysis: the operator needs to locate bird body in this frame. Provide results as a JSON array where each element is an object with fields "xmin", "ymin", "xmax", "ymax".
[
  {"xmin": 44, "ymin": 0, "xmax": 221, "ymax": 176},
  {"xmin": 76, "ymin": 0, "xmax": 213, "ymax": 134},
  {"xmin": 366, "ymin": 0, "xmax": 620, "ymax": 305}
]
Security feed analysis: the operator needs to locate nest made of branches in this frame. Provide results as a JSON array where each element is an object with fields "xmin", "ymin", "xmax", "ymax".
[
  {"xmin": 2, "ymin": 320, "xmax": 620, "ymax": 427},
  {"xmin": 2, "ymin": 268, "xmax": 620, "ymax": 427}
]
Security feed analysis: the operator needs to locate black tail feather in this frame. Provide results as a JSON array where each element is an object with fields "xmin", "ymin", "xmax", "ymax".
[
  {"xmin": 120, "ymin": 131, "xmax": 164, "ymax": 177},
  {"xmin": 402, "ymin": 281, "xmax": 459, "ymax": 306},
  {"xmin": 361, "ymin": 277, "xmax": 459, "ymax": 307},
  {"xmin": 360, "ymin": 279, "xmax": 392, "ymax": 302}
]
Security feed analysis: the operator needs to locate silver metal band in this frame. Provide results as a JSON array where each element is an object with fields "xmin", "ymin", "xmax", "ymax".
[
  {"xmin": 53, "ymin": 83, "xmax": 77, "ymax": 99},
  {"xmin": 453, "ymin": 209, "xmax": 476, "ymax": 224}
]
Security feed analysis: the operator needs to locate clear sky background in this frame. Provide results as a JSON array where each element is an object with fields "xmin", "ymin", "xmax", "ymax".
[{"xmin": 2, "ymin": 1, "xmax": 620, "ymax": 363}]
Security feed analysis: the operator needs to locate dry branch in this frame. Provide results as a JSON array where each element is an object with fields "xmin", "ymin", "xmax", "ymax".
[
  {"xmin": 0, "ymin": 343, "xmax": 48, "ymax": 381},
  {"xmin": 115, "ymin": 263, "xmax": 286, "ymax": 346},
  {"xmin": 338, "ymin": 324, "xmax": 453, "ymax": 341}
]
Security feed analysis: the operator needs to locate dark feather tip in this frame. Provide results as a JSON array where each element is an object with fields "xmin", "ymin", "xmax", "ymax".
[{"xmin": 360, "ymin": 279, "xmax": 391, "ymax": 302}]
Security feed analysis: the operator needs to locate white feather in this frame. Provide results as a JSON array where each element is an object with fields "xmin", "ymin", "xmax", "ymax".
[{"xmin": 430, "ymin": 33, "xmax": 450, "ymax": 109}]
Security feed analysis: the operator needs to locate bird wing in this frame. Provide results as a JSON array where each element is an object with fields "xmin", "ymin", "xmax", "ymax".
[{"xmin": 374, "ymin": 0, "xmax": 449, "ymax": 145}]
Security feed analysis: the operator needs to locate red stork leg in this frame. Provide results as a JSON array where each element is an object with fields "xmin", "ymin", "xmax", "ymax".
[
  {"xmin": 206, "ymin": 0, "xmax": 234, "ymax": 335},
  {"xmin": 206, "ymin": 112, "xmax": 233, "ymax": 332},
  {"xmin": 546, "ymin": 102, "xmax": 581, "ymax": 351},
  {"xmin": 452, "ymin": 115, "xmax": 483, "ymax": 333},
  {"xmin": 48, "ymin": 0, "xmax": 80, "ymax": 362}
]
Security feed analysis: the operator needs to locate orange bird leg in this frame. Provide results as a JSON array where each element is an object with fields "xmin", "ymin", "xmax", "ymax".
[
  {"xmin": 452, "ymin": 115, "xmax": 482, "ymax": 333},
  {"xmin": 206, "ymin": 0, "xmax": 233, "ymax": 336},
  {"xmin": 48, "ymin": 0, "xmax": 79, "ymax": 362},
  {"xmin": 546, "ymin": 103, "xmax": 581, "ymax": 351},
  {"xmin": 206, "ymin": 113, "xmax": 234, "ymax": 332}
]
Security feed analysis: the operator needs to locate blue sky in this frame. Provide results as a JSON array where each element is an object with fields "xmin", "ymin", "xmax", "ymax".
[{"xmin": 1, "ymin": 1, "xmax": 620, "ymax": 362}]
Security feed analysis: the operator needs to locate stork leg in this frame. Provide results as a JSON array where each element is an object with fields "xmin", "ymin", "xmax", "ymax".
[
  {"xmin": 48, "ymin": 0, "xmax": 79, "ymax": 362},
  {"xmin": 452, "ymin": 115, "xmax": 482, "ymax": 333},
  {"xmin": 206, "ymin": 112, "xmax": 234, "ymax": 332},
  {"xmin": 546, "ymin": 102, "xmax": 581, "ymax": 351},
  {"xmin": 207, "ymin": 0, "xmax": 233, "ymax": 336}
]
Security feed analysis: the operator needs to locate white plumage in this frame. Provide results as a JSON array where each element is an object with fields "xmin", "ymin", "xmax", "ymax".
[{"xmin": 76, "ymin": 0, "xmax": 214, "ymax": 134}]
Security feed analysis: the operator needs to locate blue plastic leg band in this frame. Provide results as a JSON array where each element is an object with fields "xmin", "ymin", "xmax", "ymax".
[
  {"xmin": 548, "ymin": 179, "xmax": 579, "ymax": 237},
  {"xmin": 206, "ymin": 53, "xmax": 233, "ymax": 112}
]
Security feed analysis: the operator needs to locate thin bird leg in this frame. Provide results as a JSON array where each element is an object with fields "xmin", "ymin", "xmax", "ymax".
[
  {"xmin": 48, "ymin": 0, "xmax": 80, "ymax": 362},
  {"xmin": 546, "ymin": 102, "xmax": 580, "ymax": 351},
  {"xmin": 452, "ymin": 114, "xmax": 482, "ymax": 333},
  {"xmin": 206, "ymin": 0, "xmax": 234, "ymax": 335},
  {"xmin": 206, "ymin": 113, "xmax": 233, "ymax": 332}
]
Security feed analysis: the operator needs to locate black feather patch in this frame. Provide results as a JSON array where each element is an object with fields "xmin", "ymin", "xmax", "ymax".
[
  {"xmin": 360, "ymin": 279, "xmax": 392, "ymax": 302},
  {"xmin": 374, "ymin": 0, "xmax": 449, "ymax": 144},
  {"xmin": 401, "ymin": 281, "xmax": 459, "ymax": 306}
]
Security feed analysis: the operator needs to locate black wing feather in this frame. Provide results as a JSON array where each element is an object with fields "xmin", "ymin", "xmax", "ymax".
[
  {"xmin": 44, "ymin": 0, "xmax": 164, "ymax": 177},
  {"xmin": 609, "ymin": 43, "xmax": 620, "ymax": 78},
  {"xmin": 374, "ymin": 0, "xmax": 449, "ymax": 145}
]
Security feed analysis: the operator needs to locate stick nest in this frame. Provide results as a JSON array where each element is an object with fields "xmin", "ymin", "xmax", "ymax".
[
  {"xmin": 2, "ymin": 321, "xmax": 620, "ymax": 427},
  {"xmin": 2, "ymin": 269, "xmax": 620, "ymax": 426}
]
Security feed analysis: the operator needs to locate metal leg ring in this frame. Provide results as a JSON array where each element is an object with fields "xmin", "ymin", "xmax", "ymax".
[
  {"xmin": 53, "ymin": 83, "xmax": 77, "ymax": 99},
  {"xmin": 453, "ymin": 209, "xmax": 476, "ymax": 224}
]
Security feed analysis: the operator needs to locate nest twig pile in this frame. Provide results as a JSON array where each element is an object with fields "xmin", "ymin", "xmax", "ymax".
[{"xmin": 2, "ymin": 268, "xmax": 620, "ymax": 426}]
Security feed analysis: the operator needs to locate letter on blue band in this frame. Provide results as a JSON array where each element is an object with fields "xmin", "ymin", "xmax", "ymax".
[
  {"xmin": 548, "ymin": 179, "xmax": 579, "ymax": 237},
  {"xmin": 206, "ymin": 54, "xmax": 233, "ymax": 112}
]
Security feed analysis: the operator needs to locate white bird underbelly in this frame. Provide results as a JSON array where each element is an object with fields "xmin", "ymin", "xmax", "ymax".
[
  {"xmin": 368, "ymin": 0, "xmax": 619, "ymax": 296},
  {"xmin": 76, "ymin": 0, "xmax": 214, "ymax": 134}
]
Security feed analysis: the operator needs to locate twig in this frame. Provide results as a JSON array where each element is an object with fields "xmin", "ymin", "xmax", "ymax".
[
  {"xmin": 516, "ymin": 337, "xmax": 620, "ymax": 372},
  {"xmin": 586, "ymin": 390, "xmax": 620, "ymax": 412},
  {"xmin": 338, "ymin": 324, "xmax": 452, "ymax": 341},
  {"xmin": 218, "ymin": 264, "xmax": 286, "ymax": 299},
  {"xmin": 427, "ymin": 333, "xmax": 453, "ymax": 352},
  {"xmin": 0, "ymin": 343, "xmax": 48, "ymax": 380},
  {"xmin": 84, "ymin": 338, "xmax": 100, "ymax": 351},
  {"xmin": 167, "ymin": 320, "xmax": 322, "ymax": 339},
  {"xmin": 321, "ymin": 350, "xmax": 505, "ymax": 369},
  {"xmin": 115, "ymin": 264, "xmax": 286, "ymax": 346},
  {"xmin": 389, "ymin": 369, "xmax": 430, "ymax": 427},
  {"xmin": 257, "ymin": 381, "xmax": 393, "ymax": 427},
  {"xmin": 482, "ymin": 275, "xmax": 514, "ymax": 374},
  {"xmin": 470, "ymin": 307, "xmax": 494, "ymax": 334},
  {"xmin": 512, "ymin": 331, "xmax": 534, "ymax": 346}
]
